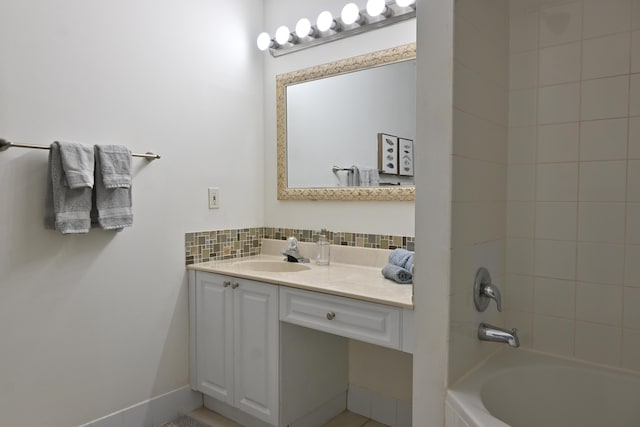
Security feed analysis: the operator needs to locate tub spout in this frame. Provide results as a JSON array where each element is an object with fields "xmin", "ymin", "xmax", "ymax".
[{"xmin": 478, "ymin": 323, "xmax": 520, "ymax": 348}]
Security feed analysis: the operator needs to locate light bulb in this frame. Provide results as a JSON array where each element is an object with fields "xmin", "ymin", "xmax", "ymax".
[
  {"xmin": 317, "ymin": 11, "xmax": 334, "ymax": 32},
  {"xmin": 396, "ymin": 0, "xmax": 415, "ymax": 6},
  {"xmin": 295, "ymin": 18, "xmax": 312, "ymax": 38},
  {"xmin": 341, "ymin": 3, "xmax": 361, "ymax": 25},
  {"xmin": 366, "ymin": 0, "xmax": 387, "ymax": 17},
  {"xmin": 275, "ymin": 25, "xmax": 291, "ymax": 45},
  {"xmin": 256, "ymin": 32, "xmax": 272, "ymax": 51}
]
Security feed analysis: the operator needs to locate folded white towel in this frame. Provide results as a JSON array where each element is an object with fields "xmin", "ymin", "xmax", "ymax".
[
  {"xmin": 92, "ymin": 145, "xmax": 133, "ymax": 230},
  {"xmin": 44, "ymin": 141, "xmax": 94, "ymax": 234}
]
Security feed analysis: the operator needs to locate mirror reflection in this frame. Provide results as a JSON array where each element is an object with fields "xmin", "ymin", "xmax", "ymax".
[
  {"xmin": 287, "ymin": 59, "xmax": 416, "ymax": 188},
  {"xmin": 276, "ymin": 43, "xmax": 416, "ymax": 201}
]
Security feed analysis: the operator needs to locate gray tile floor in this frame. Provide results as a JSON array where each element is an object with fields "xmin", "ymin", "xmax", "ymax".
[{"xmin": 187, "ymin": 408, "xmax": 389, "ymax": 427}]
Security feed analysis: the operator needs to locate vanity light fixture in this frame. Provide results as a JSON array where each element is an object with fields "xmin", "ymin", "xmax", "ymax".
[{"xmin": 256, "ymin": 0, "xmax": 416, "ymax": 57}]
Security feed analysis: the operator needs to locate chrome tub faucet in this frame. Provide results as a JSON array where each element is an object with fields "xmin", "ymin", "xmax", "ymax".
[{"xmin": 478, "ymin": 323, "xmax": 520, "ymax": 348}]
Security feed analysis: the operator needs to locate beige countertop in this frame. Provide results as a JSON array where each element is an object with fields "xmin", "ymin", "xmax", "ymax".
[{"xmin": 187, "ymin": 240, "xmax": 414, "ymax": 309}]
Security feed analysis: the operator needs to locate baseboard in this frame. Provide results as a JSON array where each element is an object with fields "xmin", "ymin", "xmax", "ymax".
[
  {"xmin": 347, "ymin": 384, "xmax": 412, "ymax": 427},
  {"xmin": 288, "ymin": 391, "xmax": 347, "ymax": 427},
  {"xmin": 78, "ymin": 386, "xmax": 203, "ymax": 427},
  {"xmin": 203, "ymin": 396, "xmax": 273, "ymax": 427}
]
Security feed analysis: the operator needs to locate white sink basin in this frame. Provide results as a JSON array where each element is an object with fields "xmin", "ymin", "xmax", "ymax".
[{"xmin": 233, "ymin": 260, "xmax": 311, "ymax": 273}]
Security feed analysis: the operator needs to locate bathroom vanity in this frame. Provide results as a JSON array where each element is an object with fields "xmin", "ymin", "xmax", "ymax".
[{"xmin": 187, "ymin": 239, "xmax": 414, "ymax": 427}]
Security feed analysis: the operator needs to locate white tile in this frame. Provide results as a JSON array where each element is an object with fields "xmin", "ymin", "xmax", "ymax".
[
  {"xmin": 577, "ymin": 242, "xmax": 625, "ymax": 284},
  {"xmin": 581, "ymin": 76, "xmax": 630, "ymax": 121},
  {"xmin": 151, "ymin": 392, "xmax": 179, "ymax": 426},
  {"xmin": 508, "ymin": 201, "xmax": 534, "ymax": 238},
  {"xmin": 539, "ymin": 2, "xmax": 583, "ymax": 47},
  {"xmin": 634, "ymin": 0, "xmax": 640, "ymax": 30},
  {"xmin": 371, "ymin": 393, "xmax": 397, "ymax": 426},
  {"xmin": 533, "ymin": 315, "xmax": 575, "ymax": 356},
  {"xmin": 510, "ymin": 10, "xmax": 539, "ymax": 53},
  {"xmin": 535, "ymin": 202, "xmax": 577, "ymax": 240},
  {"xmin": 538, "ymin": 83, "xmax": 580, "ymax": 124},
  {"xmin": 579, "ymin": 161, "xmax": 627, "ymax": 202},
  {"xmin": 625, "ymin": 245, "xmax": 640, "ymax": 286},
  {"xmin": 454, "ymin": 109, "xmax": 507, "ymax": 163},
  {"xmin": 534, "ymin": 240, "xmax": 577, "ymax": 280},
  {"xmin": 507, "ymin": 164, "xmax": 535, "ymax": 201},
  {"xmin": 628, "ymin": 161, "xmax": 640, "ymax": 201},
  {"xmin": 510, "ymin": 51, "xmax": 539, "ymax": 90},
  {"xmin": 632, "ymin": 31, "xmax": 640, "ymax": 73},
  {"xmin": 507, "ymin": 238, "xmax": 534, "ymax": 275},
  {"xmin": 396, "ymin": 400, "xmax": 412, "ymax": 427},
  {"xmin": 509, "ymin": 89, "xmax": 537, "ymax": 127},
  {"xmin": 583, "ymin": 33, "xmax": 631, "ymax": 80},
  {"xmin": 347, "ymin": 384, "xmax": 372, "ymax": 417},
  {"xmin": 506, "ymin": 274, "xmax": 534, "ymax": 311},
  {"xmin": 580, "ymin": 119, "xmax": 629, "ymax": 161},
  {"xmin": 630, "ymin": 117, "xmax": 640, "ymax": 158},
  {"xmin": 123, "ymin": 402, "xmax": 152, "ymax": 427},
  {"xmin": 578, "ymin": 203, "xmax": 626, "ymax": 243},
  {"xmin": 632, "ymin": 74, "xmax": 640, "ymax": 117},
  {"xmin": 575, "ymin": 321, "xmax": 622, "ymax": 366},
  {"xmin": 508, "ymin": 126, "xmax": 537, "ymax": 164},
  {"xmin": 583, "ymin": 0, "xmax": 632, "ymax": 38},
  {"xmin": 534, "ymin": 277, "xmax": 575, "ymax": 318},
  {"xmin": 622, "ymin": 329, "xmax": 640, "ymax": 370},
  {"xmin": 536, "ymin": 163, "xmax": 578, "ymax": 201},
  {"xmin": 537, "ymin": 123, "xmax": 579, "ymax": 162},
  {"xmin": 538, "ymin": 42, "xmax": 581, "ymax": 86},
  {"xmin": 84, "ymin": 413, "xmax": 124, "ymax": 427},
  {"xmin": 627, "ymin": 204, "xmax": 640, "ymax": 244},
  {"xmin": 576, "ymin": 282, "xmax": 623, "ymax": 326},
  {"xmin": 624, "ymin": 287, "xmax": 640, "ymax": 329}
]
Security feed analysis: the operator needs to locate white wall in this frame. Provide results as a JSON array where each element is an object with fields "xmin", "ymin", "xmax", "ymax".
[
  {"xmin": 506, "ymin": 0, "xmax": 640, "ymax": 371},
  {"xmin": 0, "ymin": 1, "xmax": 264, "ymax": 426},
  {"xmin": 262, "ymin": 0, "xmax": 416, "ymax": 236}
]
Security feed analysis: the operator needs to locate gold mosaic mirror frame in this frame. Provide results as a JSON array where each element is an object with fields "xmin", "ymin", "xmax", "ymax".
[{"xmin": 276, "ymin": 43, "xmax": 416, "ymax": 201}]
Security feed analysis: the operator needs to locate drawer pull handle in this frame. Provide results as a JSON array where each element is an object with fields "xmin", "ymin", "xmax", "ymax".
[
  {"xmin": 326, "ymin": 311, "xmax": 336, "ymax": 320},
  {"xmin": 231, "ymin": 282, "xmax": 239, "ymax": 289},
  {"xmin": 223, "ymin": 281, "xmax": 231, "ymax": 288}
]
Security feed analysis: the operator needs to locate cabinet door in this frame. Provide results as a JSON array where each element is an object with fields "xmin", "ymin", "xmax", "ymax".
[
  {"xmin": 232, "ymin": 279, "xmax": 279, "ymax": 425},
  {"xmin": 195, "ymin": 273, "xmax": 234, "ymax": 405}
]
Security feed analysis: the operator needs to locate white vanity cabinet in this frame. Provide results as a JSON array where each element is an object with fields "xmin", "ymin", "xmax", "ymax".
[{"xmin": 189, "ymin": 271, "xmax": 279, "ymax": 426}]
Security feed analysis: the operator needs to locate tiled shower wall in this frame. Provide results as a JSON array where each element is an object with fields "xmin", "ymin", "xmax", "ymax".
[
  {"xmin": 506, "ymin": 0, "xmax": 640, "ymax": 371},
  {"xmin": 449, "ymin": 0, "xmax": 509, "ymax": 384},
  {"xmin": 185, "ymin": 227, "xmax": 414, "ymax": 265}
]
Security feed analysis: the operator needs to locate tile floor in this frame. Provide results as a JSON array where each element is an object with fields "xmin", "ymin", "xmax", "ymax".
[{"xmin": 187, "ymin": 408, "xmax": 388, "ymax": 427}]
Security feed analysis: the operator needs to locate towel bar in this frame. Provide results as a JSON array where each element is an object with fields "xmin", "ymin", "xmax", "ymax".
[{"xmin": 0, "ymin": 138, "xmax": 160, "ymax": 160}]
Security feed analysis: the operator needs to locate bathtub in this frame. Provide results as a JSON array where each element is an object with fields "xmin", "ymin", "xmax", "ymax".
[{"xmin": 446, "ymin": 349, "xmax": 640, "ymax": 427}]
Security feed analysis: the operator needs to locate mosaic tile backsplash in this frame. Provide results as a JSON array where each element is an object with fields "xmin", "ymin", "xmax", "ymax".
[{"xmin": 185, "ymin": 227, "xmax": 415, "ymax": 265}]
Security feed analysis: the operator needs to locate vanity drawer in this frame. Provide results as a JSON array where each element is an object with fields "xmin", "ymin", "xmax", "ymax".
[{"xmin": 279, "ymin": 287, "xmax": 401, "ymax": 350}]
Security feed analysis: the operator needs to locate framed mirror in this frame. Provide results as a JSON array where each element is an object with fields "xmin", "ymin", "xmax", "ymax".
[{"xmin": 276, "ymin": 43, "xmax": 416, "ymax": 201}]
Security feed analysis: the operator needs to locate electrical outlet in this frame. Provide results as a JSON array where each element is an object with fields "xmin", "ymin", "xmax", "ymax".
[{"xmin": 208, "ymin": 187, "xmax": 220, "ymax": 209}]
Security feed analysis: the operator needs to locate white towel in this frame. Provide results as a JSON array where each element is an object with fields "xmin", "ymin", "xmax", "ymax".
[
  {"xmin": 44, "ymin": 141, "xmax": 94, "ymax": 234},
  {"xmin": 92, "ymin": 145, "xmax": 133, "ymax": 230},
  {"xmin": 352, "ymin": 165, "xmax": 380, "ymax": 187}
]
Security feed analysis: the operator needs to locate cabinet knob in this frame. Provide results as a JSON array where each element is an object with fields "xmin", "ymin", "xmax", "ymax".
[
  {"xmin": 231, "ymin": 282, "xmax": 239, "ymax": 289},
  {"xmin": 223, "ymin": 281, "xmax": 231, "ymax": 288},
  {"xmin": 326, "ymin": 311, "xmax": 336, "ymax": 320}
]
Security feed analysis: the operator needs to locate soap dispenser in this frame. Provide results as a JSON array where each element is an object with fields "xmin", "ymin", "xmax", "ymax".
[{"xmin": 316, "ymin": 232, "xmax": 330, "ymax": 265}]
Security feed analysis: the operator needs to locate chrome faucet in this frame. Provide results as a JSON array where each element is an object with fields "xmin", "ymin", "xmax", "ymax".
[
  {"xmin": 478, "ymin": 323, "xmax": 520, "ymax": 348},
  {"xmin": 281, "ymin": 237, "xmax": 310, "ymax": 263},
  {"xmin": 474, "ymin": 267, "xmax": 502, "ymax": 312}
]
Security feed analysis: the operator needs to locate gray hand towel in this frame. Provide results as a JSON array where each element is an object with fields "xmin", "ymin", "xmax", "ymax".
[
  {"xmin": 389, "ymin": 248, "xmax": 414, "ymax": 273},
  {"xmin": 93, "ymin": 144, "xmax": 133, "ymax": 230},
  {"xmin": 97, "ymin": 144, "xmax": 132, "ymax": 188},
  {"xmin": 44, "ymin": 141, "xmax": 93, "ymax": 234},
  {"xmin": 58, "ymin": 141, "xmax": 95, "ymax": 189},
  {"xmin": 382, "ymin": 264, "xmax": 413, "ymax": 284}
]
